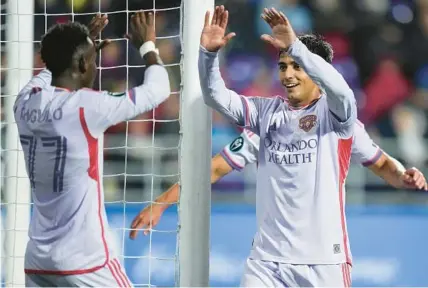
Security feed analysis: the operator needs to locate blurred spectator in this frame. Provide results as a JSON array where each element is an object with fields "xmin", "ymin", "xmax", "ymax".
[
  {"xmin": 391, "ymin": 105, "xmax": 427, "ymax": 167},
  {"xmin": 360, "ymin": 57, "xmax": 411, "ymax": 125},
  {"xmin": 309, "ymin": 0, "xmax": 352, "ymax": 33}
]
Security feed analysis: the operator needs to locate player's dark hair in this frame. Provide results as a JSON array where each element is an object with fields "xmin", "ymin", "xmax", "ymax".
[
  {"xmin": 41, "ymin": 22, "xmax": 91, "ymax": 77},
  {"xmin": 279, "ymin": 34, "xmax": 334, "ymax": 64}
]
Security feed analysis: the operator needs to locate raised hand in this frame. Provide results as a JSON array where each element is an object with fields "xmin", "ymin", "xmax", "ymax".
[
  {"xmin": 129, "ymin": 203, "xmax": 165, "ymax": 239},
  {"xmin": 260, "ymin": 7, "xmax": 297, "ymax": 50},
  {"xmin": 126, "ymin": 11, "xmax": 156, "ymax": 49},
  {"xmin": 87, "ymin": 13, "xmax": 110, "ymax": 51},
  {"xmin": 400, "ymin": 167, "xmax": 428, "ymax": 191},
  {"xmin": 200, "ymin": 5, "xmax": 236, "ymax": 52}
]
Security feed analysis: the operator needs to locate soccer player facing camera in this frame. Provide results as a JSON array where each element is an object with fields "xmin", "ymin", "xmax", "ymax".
[
  {"xmin": 199, "ymin": 5, "xmax": 359, "ymax": 287},
  {"xmin": 15, "ymin": 12, "xmax": 170, "ymax": 287},
  {"xmin": 130, "ymin": 124, "xmax": 427, "ymax": 240}
]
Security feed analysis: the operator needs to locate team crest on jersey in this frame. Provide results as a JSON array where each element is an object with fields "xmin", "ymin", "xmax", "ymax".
[
  {"xmin": 229, "ymin": 136, "xmax": 244, "ymax": 152},
  {"xmin": 299, "ymin": 115, "xmax": 317, "ymax": 132}
]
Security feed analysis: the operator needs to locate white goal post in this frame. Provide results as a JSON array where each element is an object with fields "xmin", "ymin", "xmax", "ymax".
[
  {"xmin": 2, "ymin": 0, "xmax": 213, "ymax": 286},
  {"xmin": 3, "ymin": 0, "xmax": 34, "ymax": 285},
  {"xmin": 179, "ymin": 0, "xmax": 213, "ymax": 286}
]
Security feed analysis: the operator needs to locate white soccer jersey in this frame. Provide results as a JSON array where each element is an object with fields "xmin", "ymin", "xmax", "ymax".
[
  {"xmin": 200, "ymin": 39, "xmax": 358, "ymax": 265},
  {"xmin": 350, "ymin": 120, "xmax": 383, "ymax": 166},
  {"xmin": 221, "ymin": 122, "xmax": 382, "ymax": 171},
  {"xmin": 221, "ymin": 123, "xmax": 381, "ymax": 251},
  {"xmin": 14, "ymin": 66, "xmax": 170, "ymax": 274}
]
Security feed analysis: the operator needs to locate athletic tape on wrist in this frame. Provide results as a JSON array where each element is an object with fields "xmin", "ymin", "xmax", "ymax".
[{"xmin": 139, "ymin": 41, "xmax": 159, "ymax": 57}]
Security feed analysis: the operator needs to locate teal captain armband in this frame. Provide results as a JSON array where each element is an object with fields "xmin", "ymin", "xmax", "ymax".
[
  {"xmin": 229, "ymin": 136, "xmax": 244, "ymax": 152},
  {"xmin": 107, "ymin": 91, "xmax": 126, "ymax": 97}
]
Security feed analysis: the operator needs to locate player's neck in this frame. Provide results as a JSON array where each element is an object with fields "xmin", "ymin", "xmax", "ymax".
[
  {"xmin": 288, "ymin": 90, "xmax": 321, "ymax": 108},
  {"xmin": 51, "ymin": 75, "xmax": 83, "ymax": 91}
]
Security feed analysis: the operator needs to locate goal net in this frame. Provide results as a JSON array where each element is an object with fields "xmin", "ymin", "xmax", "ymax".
[{"xmin": 1, "ymin": 0, "xmax": 212, "ymax": 286}]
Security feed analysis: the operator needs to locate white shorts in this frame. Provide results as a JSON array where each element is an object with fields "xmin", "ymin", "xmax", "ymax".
[
  {"xmin": 240, "ymin": 258, "xmax": 352, "ymax": 287},
  {"xmin": 25, "ymin": 258, "xmax": 132, "ymax": 287}
]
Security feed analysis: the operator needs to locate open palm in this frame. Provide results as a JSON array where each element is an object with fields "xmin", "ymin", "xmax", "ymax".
[
  {"xmin": 200, "ymin": 5, "xmax": 236, "ymax": 52},
  {"xmin": 87, "ymin": 14, "xmax": 111, "ymax": 51},
  {"xmin": 260, "ymin": 7, "xmax": 296, "ymax": 50}
]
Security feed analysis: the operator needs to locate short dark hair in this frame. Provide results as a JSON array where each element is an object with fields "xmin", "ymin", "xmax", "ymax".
[
  {"xmin": 279, "ymin": 34, "xmax": 334, "ymax": 64},
  {"xmin": 41, "ymin": 22, "xmax": 91, "ymax": 77}
]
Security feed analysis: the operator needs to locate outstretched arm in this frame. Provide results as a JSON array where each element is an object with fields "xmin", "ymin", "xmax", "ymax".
[
  {"xmin": 84, "ymin": 12, "xmax": 170, "ymax": 135},
  {"xmin": 199, "ymin": 6, "xmax": 262, "ymax": 132},
  {"xmin": 104, "ymin": 11, "xmax": 169, "ymax": 124},
  {"xmin": 351, "ymin": 120, "xmax": 427, "ymax": 190},
  {"xmin": 129, "ymin": 130, "xmax": 260, "ymax": 239},
  {"xmin": 129, "ymin": 154, "xmax": 232, "ymax": 239},
  {"xmin": 199, "ymin": 48, "xmax": 255, "ymax": 128},
  {"xmin": 368, "ymin": 153, "xmax": 427, "ymax": 190}
]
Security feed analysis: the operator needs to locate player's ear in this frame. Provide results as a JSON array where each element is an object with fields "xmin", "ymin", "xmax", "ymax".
[{"xmin": 78, "ymin": 57, "xmax": 87, "ymax": 74}]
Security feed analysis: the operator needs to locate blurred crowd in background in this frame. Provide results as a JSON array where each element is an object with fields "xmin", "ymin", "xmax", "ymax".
[{"xmin": 1, "ymin": 0, "xmax": 428, "ymax": 204}]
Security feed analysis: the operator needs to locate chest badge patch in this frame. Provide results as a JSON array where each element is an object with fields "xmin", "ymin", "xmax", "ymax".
[{"xmin": 299, "ymin": 114, "xmax": 317, "ymax": 132}]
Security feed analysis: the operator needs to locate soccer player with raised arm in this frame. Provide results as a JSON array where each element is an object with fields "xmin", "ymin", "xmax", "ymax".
[
  {"xmin": 15, "ymin": 12, "xmax": 170, "ymax": 287},
  {"xmin": 198, "ymin": 5, "xmax": 373, "ymax": 287},
  {"xmin": 129, "ymin": 124, "xmax": 427, "ymax": 239}
]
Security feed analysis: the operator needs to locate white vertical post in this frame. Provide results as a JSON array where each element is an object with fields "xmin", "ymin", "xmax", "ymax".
[
  {"xmin": 179, "ymin": 0, "xmax": 213, "ymax": 286},
  {"xmin": 4, "ymin": 0, "xmax": 34, "ymax": 285}
]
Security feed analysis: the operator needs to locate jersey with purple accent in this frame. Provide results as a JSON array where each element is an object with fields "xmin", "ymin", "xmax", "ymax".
[
  {"xmin": 350, "ymin": 120, "xmax": 383, "ymax": 166},
  {"xmin": 221, "ymin": 123, "xmax": 382, "ymax": 170},
  {"xmin": 221, "ymin": 124, "xmax": 381, "ymax": 243},
  {"xmin": 14, "ymin": 66, "xmax": 170, "ymax": 274},
  {"xmin": 200, "ymin": 38, "xmax": 357, "ymax": 265}
]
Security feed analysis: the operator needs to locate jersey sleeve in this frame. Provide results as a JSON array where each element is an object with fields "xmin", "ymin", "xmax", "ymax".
[
  {"xmin": 220, "ymin": 130, "xmax": 259, "ymax": 171},
  {"xmin": 14, "ymin": 69, "xmax": 52, "ymax": 113},
  {"xmin": 81, "ymin": 65, "xmax": 170, "ymax": 135},
  {"xmin": 20, "ymin": 69, "xmax": 52, "ymax": 93},
  {"xmin": 288, "ymin": 39, "xmax": 357, "ymax": 137},
  {"xmin": 199, "ymin": 46, "xmax": 270, "ymax": 135},
  {"xmin": 351, "ymin": 121, "xmax": 383, "ymax": 166}
]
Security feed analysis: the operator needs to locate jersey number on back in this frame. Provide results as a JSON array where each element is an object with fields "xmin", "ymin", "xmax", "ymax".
[{"xmin": 20, "ymin": 135, "xmax": 67, "ymax": 193}]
